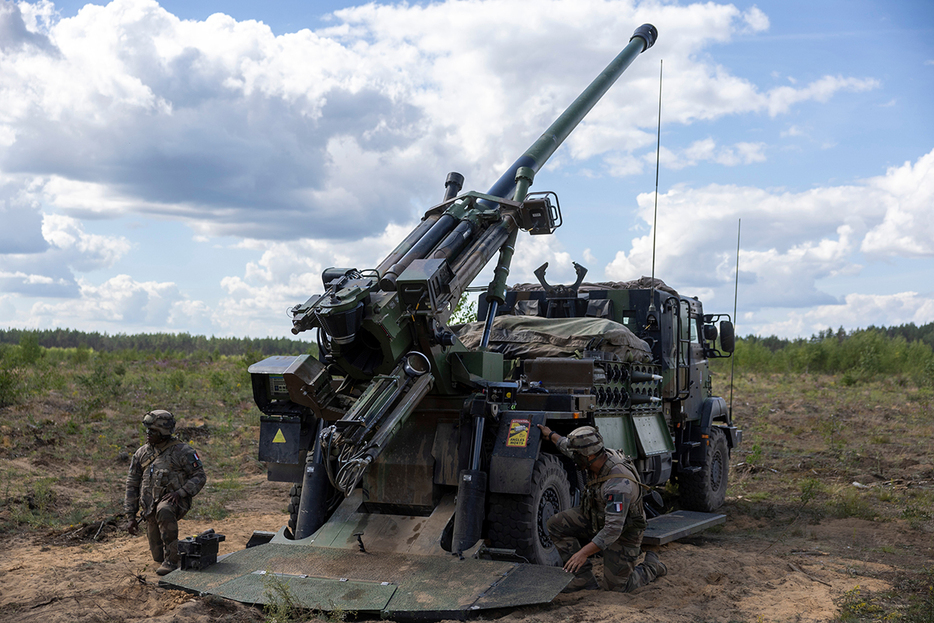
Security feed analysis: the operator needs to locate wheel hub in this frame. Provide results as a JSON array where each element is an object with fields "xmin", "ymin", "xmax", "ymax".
[
  {"xmin": 537, "ymin": 487, "xmax": 560, "ymax": 547},
  {"xmin": 710, "ymin": 450, "xmax": 724, "ymax": 492}
]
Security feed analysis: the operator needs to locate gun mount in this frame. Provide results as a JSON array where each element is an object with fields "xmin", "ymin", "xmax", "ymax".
[{"xmin": 283, "ymin": 23, "xmax": 659, "ymax": 508}]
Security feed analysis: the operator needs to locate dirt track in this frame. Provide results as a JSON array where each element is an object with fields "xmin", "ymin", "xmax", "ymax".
[{"xmin": 2, "ymin": 475, "xmax": 931, "ymax": 623}]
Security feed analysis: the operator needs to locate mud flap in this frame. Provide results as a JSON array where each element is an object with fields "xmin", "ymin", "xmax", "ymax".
[{"xmin": 161, "ymin": 536, "xmax": 572, "ymax": 618}]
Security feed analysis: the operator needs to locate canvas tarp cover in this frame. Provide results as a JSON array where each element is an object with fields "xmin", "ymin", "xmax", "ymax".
[{"xmin": 455, "ymin": 316, "xmax": 652, "ymax": 363}]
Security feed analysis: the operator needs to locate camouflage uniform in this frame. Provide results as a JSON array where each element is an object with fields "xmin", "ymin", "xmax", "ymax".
[
  {"xmin": 548, "ymin": 434, "xmax": 664, "ymax": 592},
  {"xmin": 125, "ymin": 413, "xmax": 206, "ymax": 569}
]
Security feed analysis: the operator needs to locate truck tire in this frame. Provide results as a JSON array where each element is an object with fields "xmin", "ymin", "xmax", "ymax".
[
  {"xmin": 679, "ymin": 426, "xmax": 729, "ymax": 512},
  {"xmin": 486, "ymin": 453, "xmax": 571, "ymax": 566},
  {"xmin": 287, "ymin": 483, "xmax": 301, "ymax": 537}
]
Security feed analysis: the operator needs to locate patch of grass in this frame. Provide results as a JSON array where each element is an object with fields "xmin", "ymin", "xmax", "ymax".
[
  {"xmin": 747, "ymin": 442, "xmax": 763, "ymax": 464},
  {"xmin": 7, "ymin": 477, "xmax": 59, "ymax": 529},
  {"xmin": 263, "ymin": 572, "xmax": 306, "ymax": 623},
  {"xmin": 904, "ymin": 567, "xmax": 934, "ymax": 623},
  {"xmin": 75, "ymin": 360, "xmax": 125, "ymax": 414},
  {"xmin": 836, "ymin": 585, "xmax": 887, "ymax": 622},
  {"xmin": 261, "ymin": 566, "xmax": 356, "ymax": 623},
  {"xmin": 190, "ymin": 475, "xmax": 245, "ymax": 521},
  {"xmin": 827, "ymin": 486, "xmax": 877, "ymax": 521},
  {"xmin": 837, "ymin": 569, "xmax": 934, "ymax": 623}
]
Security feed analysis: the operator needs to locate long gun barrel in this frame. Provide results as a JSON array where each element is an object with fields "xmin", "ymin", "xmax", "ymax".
[{"xmin": 486, "ymin": 23, "xmax": 658, "ymax": 201}]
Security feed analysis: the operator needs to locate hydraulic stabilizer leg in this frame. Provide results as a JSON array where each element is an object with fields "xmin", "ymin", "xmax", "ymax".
[
  {"xmin": 451, "ymin": 412, "xmax": 488, "ymax": 556},
  {"xmin": 295, "ymin": 420, "xmax": 330, "ymax": 539}
]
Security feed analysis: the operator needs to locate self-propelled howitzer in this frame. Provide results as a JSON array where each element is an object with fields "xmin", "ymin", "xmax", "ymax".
[{"xmin": 165, "ymin": 25, "xmax": 738, "ymax": 619}]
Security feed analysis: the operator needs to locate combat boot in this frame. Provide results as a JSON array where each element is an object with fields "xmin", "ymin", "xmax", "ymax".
[
  {"xmin": 643, "ymin": 550, "xmax": 667, "ymax": 579},
  {"xmin": 156, "ymin": 538, "xmax": 181, "ymax": 576},
  {"xmin": 156, "ymin": 560, "xmax": 178, "ymax": 576},
  {"xmin": 561, "ymin": 572, "xmax": 600, "ymax": 593}
]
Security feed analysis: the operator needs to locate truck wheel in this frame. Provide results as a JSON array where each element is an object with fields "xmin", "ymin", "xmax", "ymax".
[
  {"xmin": 487, "ymin": 454, "xmax": 571, "ymax": 566},
  {"xmin": 287, "ymin": 483, "xmax": 301, "ymax": 537},
  {"xmin": 679, "ymin": 426, "xmax": 729, "ymax": 512}
]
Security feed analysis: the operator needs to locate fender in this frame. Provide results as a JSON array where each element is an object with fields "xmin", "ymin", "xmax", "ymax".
[
  {"xmin": 699, "ymin": 396, "xmax": 742, "ymax": 448},
  {"xmin": 699, "ymin": 397, "xmax": 728, "ymax": 431}
]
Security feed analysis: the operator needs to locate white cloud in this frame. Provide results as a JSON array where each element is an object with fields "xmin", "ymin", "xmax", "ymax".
[
  {"xmin": 860, "ymin": 150, "xmax": 934, "ymax": 257},
  {"xmin": 781, "ymin": 125, "xmax": 805, "ymax": 138},
  {"xmin": 753, "ymin": 292, "xmax": 934, "ymax": 338},
  {"xmin": 0, "ymin": 0, "xmax": 880, "ymax": 244},
  {"xmin": 41, "ymin": 213, "xmax": 131, "ymax": 269},
  {"xmin": 605, "ymin": 149, "xmax": 934, "ymax": 311},
  {"xmin": 765, "ymin": 76, "xmax": 879, "ymax": 117},
  {"xmin": 27, "ymin": 273, "xmax": 214, "ymax": 332},
  {"xmin": 740, "ymin": 6, "xmax": 769, "ymax": 33},
  {"xmin": 0, "ymin": 201, "xmax": 130, "ymax": 296},
  {"xmin": 0, "ymin": 174, "xmax": 47, "ymax": 253},
  {"xmin": 656, "ymin": 139, "xmax": 766, "ymax": 170}
]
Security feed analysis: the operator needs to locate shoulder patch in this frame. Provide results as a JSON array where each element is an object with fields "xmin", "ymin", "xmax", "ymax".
[
  {"xmin": 606, "ymin": 499, "xmax": 627, "ymax": 514},
  {"xmin": 191, "ymin": 451, "xmax": 202, "ymax": 468}
]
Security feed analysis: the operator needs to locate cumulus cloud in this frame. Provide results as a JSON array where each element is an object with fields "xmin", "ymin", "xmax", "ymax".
[
  {"xmin": 754, "ymin": 292, "xmax": 934, "ymax": 338},
  {"xmin": 604, "ymin": 149, "xmax": 934, "ymax": 312},
  {"xmin": 0, "ymin": 0, "xmax": 58, "ymax": 53},
  {"xmin": 0, "ymin": 0, "xmax": 879, "ymax": 246},
  {"xmin": 28, "ymin": 273, "xmax": 213, "ymax": 331},
  {"xmin": 860, "ymin": 150, "xmax": 934, "ymax": 257},
  {"xmin": 0, "ymin": 174, "xmax": 48, "ymax": 253},
  {"xmin": 0, "ymin": 208, "xmax": 129, "ymax": 296}
]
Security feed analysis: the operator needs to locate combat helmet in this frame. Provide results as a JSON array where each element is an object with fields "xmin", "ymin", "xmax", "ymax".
[
  {"xmin": 566, "ymin": 426, "xmax": 605, "ymax": 457},
  {"xmin": 143, "ymin": 410, "xmax": 176, "ymax": 436}
]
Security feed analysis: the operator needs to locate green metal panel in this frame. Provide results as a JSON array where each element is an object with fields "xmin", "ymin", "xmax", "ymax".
[
  {"xmin": 643, "ymin": 510, "xmax": 726, "ymax": 546},
  {"xmin": 214, "ymin": 572, "xmax": 397, "ymax": 612},
  {"xmin": 632, "ymin": 413, "xmax": 675, "ymax": 456},
  {"xmin": 594, "ymin": 414, "xmax": 638, "ymax": 458},
  {"xmin": 161, "ymin": 540, "xmax": 571, "ymax": 617},
  {"xmin": 459, "ymin": 350, "xmax": 504, "ymax": 382}
]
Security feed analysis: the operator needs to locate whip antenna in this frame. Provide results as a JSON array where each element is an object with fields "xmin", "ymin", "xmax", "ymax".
[
  {"xmin": 648, "ymin": 59, "xmax": 663, "ymax": 325},
  {"xmin": 729, "ymin": 218, "xmax": 741, "ymax": 418}
]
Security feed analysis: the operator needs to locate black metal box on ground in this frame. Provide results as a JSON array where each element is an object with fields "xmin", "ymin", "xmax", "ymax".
[{"xmin": 178, "ymin": 531, "xmax": 226, "ymax": 570}]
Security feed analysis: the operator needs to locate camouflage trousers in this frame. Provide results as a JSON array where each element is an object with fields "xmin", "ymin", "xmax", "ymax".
[
  {"xmin": 144, "ymin": 500, "xmax": 180, "ymax": 564},
  {"xmin": 546, "ymin": 507, "xmax": 660, "ymax": 592}
]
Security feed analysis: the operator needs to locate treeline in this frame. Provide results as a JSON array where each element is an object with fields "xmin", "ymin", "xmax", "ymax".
[
  {"xmin": 0, "ymin": 328, "xmax": 314, "ymax": 357},
  {"xmin": 734, "ymin": 322, "xmax": 934, "ymax": 385},
  {"xmin": 742, "ymin": 322, "xmax": 934, "ymax": 352}
]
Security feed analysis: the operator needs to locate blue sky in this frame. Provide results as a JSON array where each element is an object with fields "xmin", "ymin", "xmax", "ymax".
[{"xmin": 1, "ymin": 0, "xmax": 932, "ymax": 339}]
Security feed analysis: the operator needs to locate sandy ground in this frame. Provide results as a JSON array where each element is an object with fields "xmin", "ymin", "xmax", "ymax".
[{"xmin": 2, "ymin": 475, "xmax": 931, "ymax": 623}]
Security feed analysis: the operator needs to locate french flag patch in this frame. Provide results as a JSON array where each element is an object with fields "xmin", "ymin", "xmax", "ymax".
[{"xmin": 607, "ymin": 501, "xmax": 625, "ymax": 513}]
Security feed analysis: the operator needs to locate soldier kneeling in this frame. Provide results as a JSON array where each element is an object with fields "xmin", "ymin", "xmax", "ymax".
[
  {"xmin": 538, "ymin": 424, "xmax": 667, "ymax": 592},
  {"xmin": 124, "ymin": 410, "xmax": 206, "ymax": 576}
]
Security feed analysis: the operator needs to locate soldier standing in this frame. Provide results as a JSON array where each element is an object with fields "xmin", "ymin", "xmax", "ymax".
[
  {"xmin": 537, "ymin": 424, "xmax": 666, "ymax": 592},
  {"xmin": 125, "ymin": 410, "xmax": 206, "ymax": 576}
]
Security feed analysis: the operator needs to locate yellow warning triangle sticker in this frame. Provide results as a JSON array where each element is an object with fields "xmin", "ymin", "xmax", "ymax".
[{"xmin": 273, "ymin": 428, "xmax": 287, "ymax": 443}]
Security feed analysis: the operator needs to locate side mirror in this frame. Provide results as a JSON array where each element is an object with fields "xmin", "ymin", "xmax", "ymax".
[{"xmin": 719, "ymin": 320, "xmax": 735, "ymax": 353}]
